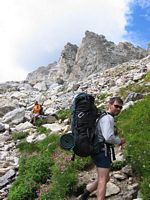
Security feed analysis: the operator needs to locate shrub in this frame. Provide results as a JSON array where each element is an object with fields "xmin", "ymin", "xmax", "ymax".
[
  {"xmin": 12, "ymin": 132, "xmax": 29, "ymax": 140},
  {"xmin": 8, "ymin": 153, "xmax": 53, "ymax": 200},
  {"xmin": 56, "ymin": 108, "xmax": 71, "ymax": 121},
  {"xmin": 42, "ymin": 165, "xmax": 77, "ymax": 200},
  {"xmin": 37, "ymin": 126, "xmax": 49, "ymax": 134},
  {"xmin": 35, "ymin": 118, "xmax": 47, "ymax": 127},
  {"xmin": 41, "ymin": 155, "xmax": 92, "ymax": 200},
  {"xmin": 16, "ymin": 141, "xmax": 40, "ymax": 153},
  {"xmin": 144, "ymin": 71, "xmax": 150, "ymax": 82},
  {"xmin": 111, "ymin": 160, "xmax": 127, "ymax": 171},
  {"xmin": 37, "ymin": 134, "xmax": 59, "ymax": 153},
  {"xmin": 8, "ymin": 134, "xmax": 59, "ymax": 200},
  {"xmin": 8, "ymin": 178, "xmax": 38, "ymax": 200}
]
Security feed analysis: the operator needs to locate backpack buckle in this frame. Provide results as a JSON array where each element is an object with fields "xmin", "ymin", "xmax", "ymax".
[{"xmin": 78, "ymin": 112, "xmax": 84, "ymax": 118}]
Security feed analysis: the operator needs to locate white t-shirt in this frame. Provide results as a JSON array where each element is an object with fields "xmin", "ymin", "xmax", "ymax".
[{"xmin": 97, "ymin": 113, "xmax": 121, "ymax": 145}]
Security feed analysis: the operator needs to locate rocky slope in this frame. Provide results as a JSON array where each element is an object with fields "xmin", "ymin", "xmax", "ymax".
[{"xmin": 0, "ymin": 31, "xmax": 150, "ymax": 199}]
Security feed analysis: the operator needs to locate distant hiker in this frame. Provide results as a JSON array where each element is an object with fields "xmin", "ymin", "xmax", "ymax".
[
  {"xmin": 79, "ymin": 97, "xmax": 125, "ymax": 200},
  {"xmin": 30, "ymin": 101, "xmax": 42, "ymax": 125}
]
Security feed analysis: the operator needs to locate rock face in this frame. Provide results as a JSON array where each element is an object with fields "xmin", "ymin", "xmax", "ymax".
[
  {"xmin": 26, "ymin": 62, "xmax": 57, "ymax": 85},
  {"xmin": 68, "ymin": 31, "xmax": 148, "ymax": 80},
  {"xmin": 55, "ymin": 42, "xmax": 78, "ymax": 81},
  {"xmin": 26, "ymin": 31, "xmax": 148, "ymax": 85}
]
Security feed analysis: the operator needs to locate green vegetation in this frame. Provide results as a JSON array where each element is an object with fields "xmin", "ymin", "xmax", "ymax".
[
  {"xmin": 42, "ymin": 165, "xmax": 77, "ymax": 200},
  {"xmin": 118, "ymin": 70, "xmax": 150, "ymax": 98},
  {"xmin": 8, "ymin": 92, "xmax": 150, "ymax": 200},
  {"xmin": 144, "ymin": 71, "xmax": 150, "ymax": 82},
  {"xmin": 111, "ymin": 160, "xmax": 127, "ymax": 171},
  {"xmin": 40, "ymin": 151, "xmax": 91, "ymax": 200},
  {"xmin": 12, "ymin": 131, "xmax": 29, "ymax": 140},
  {"xmin": 16, "ymin": 142, "xmax": 40, "ymax": 153},
  {"xmin": 37, "ymin": 126, "xmax": 50, "ymax": 135},
  {"xmin": 8, "ymin": 133, "xmax": 91, "ymax": 200},
  {"xmin": 35, "ymin": 118, "xmax": 47, "ymax": 127},
  {"xmin": 8, "ymin": 134, "xmax": 58, "ymax": 200},
  {"xmin": 95, "ymin": 93, "xmax": 108, "ymax": 106},
  {"xmin": 118, "ymin": 83, "xmax": 150, "ymax": 99},
  {"xmin": 8, "ymin": 154, "xmax": 53, "ymax": 200},
  {"xmin": 56, "ymin": 108, "xmax": 71, "ymax": 121},
  {"xmin": 117, "ymin": 95, "xmax": 150, "ymax": 200},
  {"xmin": 16, "ymin": 134, "xmax": 58, "ymax": 154},
  {"xmin": 96, "ymin": 92, "xmax": 108, "ymax": 101}
]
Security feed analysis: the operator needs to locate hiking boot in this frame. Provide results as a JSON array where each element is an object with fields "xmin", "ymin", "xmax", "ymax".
[{"xmin": 77, "ymin": 189, "xmax": 90, "ymax": 200}]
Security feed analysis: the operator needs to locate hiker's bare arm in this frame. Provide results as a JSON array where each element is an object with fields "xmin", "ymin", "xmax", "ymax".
[
  {"xmin": 100, "ymin": 115, "xmax": 125, "ymax": 145},
  {"xmin": 106, "ymin": 135, "xmax": 121, "ymax": 145}
]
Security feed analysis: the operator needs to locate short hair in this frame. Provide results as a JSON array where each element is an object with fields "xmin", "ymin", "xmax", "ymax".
[{"xmin": 108, "ymin": 97, "xmax": 123, "ymax": 105}]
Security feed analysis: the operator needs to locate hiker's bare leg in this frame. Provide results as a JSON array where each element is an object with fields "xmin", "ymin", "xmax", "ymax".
[
  {"xmin": 96, "ymin": 168, "xmax": 109, "ymax": 200},
  {"xmin": 33, "ymin": 116, "xmax": 36, "ymax": 125},
  {"xmin": 86, "ymin": 179, "xmax": 98, "ymax": 193}
]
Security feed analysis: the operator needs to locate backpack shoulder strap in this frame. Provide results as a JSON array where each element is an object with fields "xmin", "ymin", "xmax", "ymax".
[
  {"xmin": 106, "ymin": 112, "xmax": 114, "ymax": 117},
  {"xmin": 99, "ymin": 111, "xmax": 114, "ymax": 119},
  {"xmin": 96, "ymin": 111, "xmax": 114, "ymax": 126}
]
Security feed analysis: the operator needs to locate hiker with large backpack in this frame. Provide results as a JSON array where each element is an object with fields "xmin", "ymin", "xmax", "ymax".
[
  {"xmin": 60, "ymin": 93, "xmax": 125, "ymax": 199},
  {"xmin": 79, "ymin": 96, "xmax": 126, "ymax": 200}
]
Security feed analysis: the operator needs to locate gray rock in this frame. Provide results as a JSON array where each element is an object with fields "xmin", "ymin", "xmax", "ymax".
[
  {"xmin": 121, "ymin": 165, "xmax": 133, "ymax": 177},
  {"xmin": 42, "ymin": 123, "xmax": 63, "ymax": 133},
  {"xmin": 0, "ymin": 169, "xmax": 16, "ymax": 189},
  {"xmin": 124, "ymin": 92, "xmax": 143, "ymax": 103},
  {"xmin": 26, "ymin": 63, "xmax": 57, "ymax": 85},
  {"xmin": 2, "ymin": 107, "xmax": 25, "ymax": 125},
  {"xmin": 15, "ymin": 121, "xmax": 33, "ymax": 132},
  {"xmin": 106, "ymin": 182, "xmax": 120, "ymax": 197},
  {"xmin": 0, "ymin": 123, "xmax": 5, "ymax": 132}
]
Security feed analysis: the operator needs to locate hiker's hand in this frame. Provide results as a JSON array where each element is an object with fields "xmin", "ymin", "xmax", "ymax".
[
  {"xmin": 119, "ymin": 138, "xmax": 125, "ymax": 150},
  {"xmin": 120, "ymin": 138, "xmax": 125, "ymax": 146}
]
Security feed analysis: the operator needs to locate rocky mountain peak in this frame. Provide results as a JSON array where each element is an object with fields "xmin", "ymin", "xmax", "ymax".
[
  {"xmin": 84, "ymin": 30, "xmax": 107, "ymax": 41},
  {"xmin": 25, "ymin": 31, "xmax": 149, "ymax": 86},
  {"xmin": 69, "ymin": 31, "xmax": 148, "ymax": 80},
  {"xmin": 55, "ymin": 42, "xmax": 78, "ymax": 79}
]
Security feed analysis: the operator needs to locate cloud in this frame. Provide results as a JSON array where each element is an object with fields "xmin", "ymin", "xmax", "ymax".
[
  {"xmin": 132, "ymin": 0, "xmax": 150, "ymax": 21},
  {"xmin": 0, "ymin": 0, "xmax": 132, "ymax": 83},
  {"xmin": 136, "ymin": 0, "xmax": 150, "ymax": 8}
]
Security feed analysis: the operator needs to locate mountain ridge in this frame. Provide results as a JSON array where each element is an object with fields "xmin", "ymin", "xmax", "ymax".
[{"xmin": 25, "ymin": 30, "xmax": 149, "ymax": 85}]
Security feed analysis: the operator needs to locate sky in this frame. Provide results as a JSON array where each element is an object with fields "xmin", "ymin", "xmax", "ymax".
[{"xmin": 0, "ymin": 0, "xmax": 150, "ymax": 83}]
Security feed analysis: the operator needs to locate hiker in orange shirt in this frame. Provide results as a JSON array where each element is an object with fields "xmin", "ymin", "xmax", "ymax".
[{"xmin": 31, "ymin": 101, "xmax": 41, "ymax": 125}]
